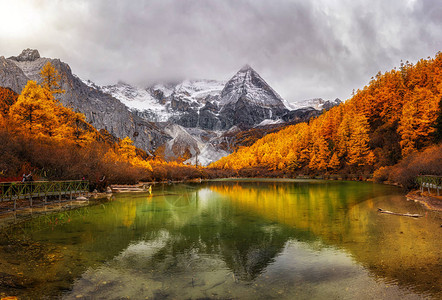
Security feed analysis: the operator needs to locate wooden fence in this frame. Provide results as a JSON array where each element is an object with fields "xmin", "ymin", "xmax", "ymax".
[
  {"xmin": 416, "ymin": 175, "xmax": 442, "ymax": 196},
  {"xmin": 0, "ymin": 180, "xmax": 89, "ymax": 211}
]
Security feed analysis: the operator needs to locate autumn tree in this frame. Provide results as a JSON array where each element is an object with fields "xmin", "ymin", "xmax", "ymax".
[
  {"xmin": 336, "ymin": 111, "xmax": 352, "ymax": 159},
  {"xmin": 399, "ymin": 87, "xmax": 439, "ymax": 157},
  {"xmin": 328, "ymin": 152, "xmax": 340, "ymax": 171},
  {"xmin": 0, "ymin": 87, "xmax": 18, "ymax": 128},
  {"xmin": 118, "ymin": 137, "xmax": 137, "ymax": 160},
  {"xmin": 343, "ymin": 113, "xmax": 374, "ymax": 171},
  {"xmin": 9, "ymin": 81, "xmax": 59, "ymax": 137},
  {"xmin": 309, "ymin": 134, "xmax": 329, "ymax": 171},
  {"xmin": 40, "ymin": 61, "xmax": 65, "ymax": 96},
  {"xmin": 7, "ymin": 79, "xmax": 96, "ymax": 146},
  {"xmin": 56, "ymin": 108, "xmax": 97, "ymax": 146},
  {"xmin": 116, "ymin": 137, "xmax": 153, "ymax": 171}
]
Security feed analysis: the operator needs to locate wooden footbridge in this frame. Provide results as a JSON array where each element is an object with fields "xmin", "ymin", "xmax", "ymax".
[{"xmin": 0, "ymin": 180, "xmax": 89, "ymax": 212}]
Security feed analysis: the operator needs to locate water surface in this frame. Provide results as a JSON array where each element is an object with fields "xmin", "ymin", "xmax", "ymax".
[{"xmin": 1, "ymin": 179, "xmax": 441, "ymax": 299}]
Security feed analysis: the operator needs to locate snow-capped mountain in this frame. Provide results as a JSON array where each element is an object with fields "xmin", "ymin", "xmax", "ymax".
[
  {"xmin": 94, "ymin": 65, "xmax": 341, "ymax": 165},
  {"xmin": 220, "ymin": 65, "xmax": 291, "ymax": 109},
  {"xmin": 100, "ymin": 65, "xmax": 297, "ymax": 131},
  {"xmin": 0, "ymin": 49, "xmax": 341, "ymax": 166},
  {"xmin": 217, "ymin": 65, "xmax": 290, "ymax": 129}
]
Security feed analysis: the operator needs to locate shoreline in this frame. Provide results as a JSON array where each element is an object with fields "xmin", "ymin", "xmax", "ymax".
[
  {"xmin": 1, "ymin": 178, "xmax": 440, "ymax": 229},
  {"xmin": 406, "ymin": 190, "xmax": 442, "ymax": 211}
]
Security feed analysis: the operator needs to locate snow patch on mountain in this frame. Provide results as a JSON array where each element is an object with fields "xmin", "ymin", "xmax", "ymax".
[
  {"xmin": 172, "ymin": 80, "xmax": 225, "ymax": 104},
  {"xmin": 101, "ymin": 82, "xmax": 172, "ymax": 122},
  {"xmin": 81, "ymin": 78, "xmax": 101, "ymax": 89},
  {"xmin": 255, "ymin": 119, "xmax": 284, "ymax": 127},
  {"xmin": 163, "ymin": 124, "xmax": 230, "ymax": 166},
  {"xmin": 289, "ymin": 98, "xmax": 342, "ymax": 110},
  {"xmin": 163, "ymin": 124, "xmax": 202, "ymax": 160},
  {"xmin": 185, "ymin": 144, "xmax": 230, "ymax": 167}
]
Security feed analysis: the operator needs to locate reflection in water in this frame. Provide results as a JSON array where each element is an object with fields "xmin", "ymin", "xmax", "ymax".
[
  {"xmin": 209, "ymin": 180, "xmax": 441, "ymax": 296},
  {"xmin": 1, "ymin": 180, "xmax": 440, "ymax": 299},
  {"xmin": 210, "ymin": 181, "xmax": 441, "ymax": 296}
]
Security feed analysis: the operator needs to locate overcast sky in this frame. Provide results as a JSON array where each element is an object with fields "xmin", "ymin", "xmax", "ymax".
[{"xmin": 0, "ymin": 0, "xmax": 441, "ymax": 102}]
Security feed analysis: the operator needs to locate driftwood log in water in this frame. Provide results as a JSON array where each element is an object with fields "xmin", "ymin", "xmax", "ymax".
[{"xmin": 377, "ymin": 208, "xmax": 422, "ymax": 218}]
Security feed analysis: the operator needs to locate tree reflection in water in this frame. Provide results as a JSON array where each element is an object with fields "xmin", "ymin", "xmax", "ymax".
[{"xmin": 3, "ymin": 180, "xmax": 440, "ymax": 299}]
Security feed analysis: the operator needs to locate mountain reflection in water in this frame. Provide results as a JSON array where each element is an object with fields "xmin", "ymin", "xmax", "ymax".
[{"xmin": 3, "ymin": 180, "xmax": 440, "ymax": 299}]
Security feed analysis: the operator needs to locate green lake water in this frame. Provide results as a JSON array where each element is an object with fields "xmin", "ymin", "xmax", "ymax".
[{"xmin": 1, "ymin": 179, "xmax": 441, "ymax": 299}]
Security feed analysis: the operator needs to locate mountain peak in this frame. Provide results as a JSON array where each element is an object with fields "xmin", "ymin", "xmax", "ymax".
[
  {"xmin": 218, "ymin": 65, "xmax": 290, "ymax": 129},
  {"xmin": 239, "ymin": 64, "xmax": 253, "ymax": 72},
  {"xmin": 220, "ymin": 65, "xmax": 288, "ymax": 109},
  {"xmin": 8, "ymin": 48, "xmax": 40, "ymax": 62}
]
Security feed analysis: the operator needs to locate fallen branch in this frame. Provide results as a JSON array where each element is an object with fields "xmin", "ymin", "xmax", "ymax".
[{"xmin": 377, "ymin": 208, "xmax": 422, "ymax": 218}]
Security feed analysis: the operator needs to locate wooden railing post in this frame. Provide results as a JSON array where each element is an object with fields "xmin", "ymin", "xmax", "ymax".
[{"xmin": 417, "ymin": 175, "xmax": 442, "ymax": 196}]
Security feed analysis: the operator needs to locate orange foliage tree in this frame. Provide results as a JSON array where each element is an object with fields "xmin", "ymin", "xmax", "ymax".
[
  {"xmin": 40, "ymin": 61, "xmax": 65, "ymax": 96},
  {"xmin": 9, "ymin": 81, "xmax": 59, "ymax": 137}
]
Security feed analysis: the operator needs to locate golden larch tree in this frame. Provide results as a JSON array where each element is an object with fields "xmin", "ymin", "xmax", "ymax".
[
  {"xmin": 328, "ymin": 152, "xmax": 340, "ymax": 171},
  {"xmin": 9, "ymin": 81, "xmax": 59, "ymax": 137},
  {"xmin": 347, "ymin": 113, "xmax": 374, "ymax": 167},
  {"xmin": 40, "ymin": 61, "xmax": 65, "ymax": 96},
  {"xmin": 308, "ymin": 134, "xmax": 329, "ymax": 171}
]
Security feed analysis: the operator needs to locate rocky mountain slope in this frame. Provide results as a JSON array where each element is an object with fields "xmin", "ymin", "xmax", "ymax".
[
  {"xmin": 0, "ymin": 49, "xmax": 341, "ymax": 165},
  {"xmin": 0, "ymin": 49, "xmax": 169, "ymax": 153}
]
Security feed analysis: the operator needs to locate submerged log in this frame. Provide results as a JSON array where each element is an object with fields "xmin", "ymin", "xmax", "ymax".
[{"xmin": 377, "ymin": 208, "xmax": 422, "ymax": 218}]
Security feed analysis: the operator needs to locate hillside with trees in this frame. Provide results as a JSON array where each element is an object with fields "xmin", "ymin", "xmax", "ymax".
[
  {"xmin": 210, "ymin": 53, "xmax": 442, "ymax": 186},
  {"xmin": 0, "ymin": 62, "xmax": 211, "ymax": 186}
]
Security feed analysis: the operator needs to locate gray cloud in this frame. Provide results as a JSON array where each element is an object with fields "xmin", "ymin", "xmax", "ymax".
[{"xmin": 0, "ymin": 0, "xmax": 441, "ymax": 102}]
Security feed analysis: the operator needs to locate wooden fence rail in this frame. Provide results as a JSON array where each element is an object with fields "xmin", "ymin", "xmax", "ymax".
[
  {"xmin": 416, "ymin": 175, "xmax": 442, "ymax": 196},
  {"xmin": 0, "ymin": 180, "xmax": 89, "ymax": 210}
]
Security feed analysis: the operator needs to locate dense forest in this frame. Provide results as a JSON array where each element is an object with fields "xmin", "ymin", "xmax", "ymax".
[
  {"xmin": 210, "ymin": 53, "xmax": 442, "ymax": 187},
  {"xmin": 0, "ymin": 62, "xmax": 218, "ymax": 186}
]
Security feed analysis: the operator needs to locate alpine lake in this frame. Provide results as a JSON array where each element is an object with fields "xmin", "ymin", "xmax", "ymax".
[{"xmin": 0, "ymin": 179, "xmax": 441, "ymax": 299}]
